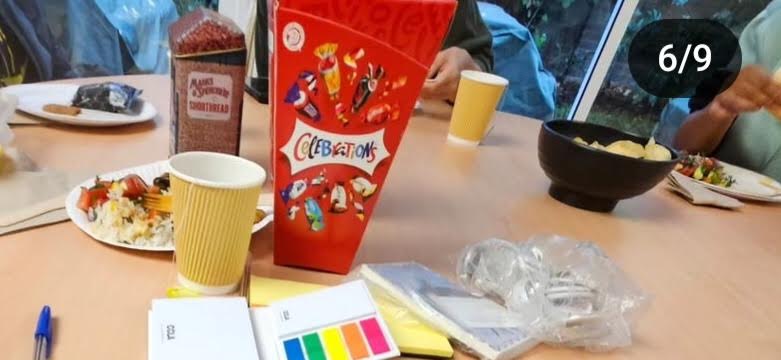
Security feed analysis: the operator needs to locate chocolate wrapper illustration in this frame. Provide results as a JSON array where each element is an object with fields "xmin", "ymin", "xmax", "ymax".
[
  {"xmin": 352, "ymin": 63, "xmax": 384, "ymax": 113},
  {"xmin": 335, "ymin": 103, "xmax": 349, "ymax": 126},
  {"xmin": 272, "ymin": 0, "xmax": 457, "ymax": 273},
  {"xmin": 288, "ymin": 204, "xmax": 301, "ymax": 220},
  {"xmin": 344, "ymin": 48, "xmax": 364, "ymax": 84},
  {"xmin": 311, "ymin": 170, "xmax": 327, "ymax": 185},
  {"xmin": 280, "ymin": 179, "xmax": 307, "ymax": 204},
  {"xmin": 343, "ymin": 48, "xmax": 364, "ymax": 69},
  {"xmin": 300, "ymin": 71, "xmax": 318, "ymax": 93},
  {"xmin": 350, "ymin": 176, "xmax": 377, "ymax": 198},
  {"xmin": 330, "ymin": 182, "xmax": 348, "ymax": 213},
  {"xmin": 354, "ymin": 200, "xmax": 365, "ymax": 221},
  {"xmin": 304, "ymin": 197, "xmax": 325, "ymax": 231},
  {"xmin": 315, "ymin": 43, "xmax": 341, "ymax": 100},
  {"xmin": 362, "ymin": 103, "xmax": 399, "ymax": 125},
  {"xmin": 285, "ymin": 72, "xmax": 321, "ymax": 121}
]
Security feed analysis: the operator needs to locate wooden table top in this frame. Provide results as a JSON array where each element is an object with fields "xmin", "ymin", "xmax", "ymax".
[{"xmin": 1, "ymin": 75, "xmax": 780, "ymax": 360}]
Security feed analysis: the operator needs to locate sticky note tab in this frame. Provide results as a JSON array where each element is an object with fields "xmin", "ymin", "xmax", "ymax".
[
  {"xmin": 283, "ymin": 338, "xmax": 306, "ymax": 360},
  {"xmin": 341, "ymin": 323, "xmax": 370, "ymax": 359},
  {"xmin": 322, "ymin": 328, "xmax": 349, "ymax": 360},
  {"xmin": 359, "ymin": 318, "xmax": 390, "ymax": 355},
  {"xmin": 303, "ymin": 333, "xmax": 326, "ymax": 360}
]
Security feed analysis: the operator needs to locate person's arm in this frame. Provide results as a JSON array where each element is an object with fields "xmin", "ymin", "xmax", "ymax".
[
  {"xmin": 420, "ymin": 0, "xmax": 494, "ymax": 101},
  {"xmin": 441, "ymin": 0, "xmax": 494, "ymax": 72},
  {"xmin": 674, "ymin": 65, "xmax": 781, "ymax": 153},
  {"xmin": 674, "ymin": 100, "xmax": 739, "ymax": 154}
]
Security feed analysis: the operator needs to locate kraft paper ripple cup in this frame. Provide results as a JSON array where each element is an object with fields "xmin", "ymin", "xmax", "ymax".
[
  {"xmin": 169, "ymin": 152, "xmax": 266, "ymax": 295},
  {"xmin": 447, "ymin": 70, "xmax": 509, "ymax": 146}
]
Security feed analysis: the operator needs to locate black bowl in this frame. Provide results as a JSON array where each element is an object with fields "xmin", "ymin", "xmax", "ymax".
[{"xmin": 538, "ymin": 120, "xmax": 680, "ymax": 212}]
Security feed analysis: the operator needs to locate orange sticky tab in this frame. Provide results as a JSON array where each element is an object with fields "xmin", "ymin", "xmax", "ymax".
[{"xmin": 340, "ymin": 323, "xmax": 369, "ymax": 359}]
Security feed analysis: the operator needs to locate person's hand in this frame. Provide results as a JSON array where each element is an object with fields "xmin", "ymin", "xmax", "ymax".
[
  {"xmin": 420, "ymin": 47, "xmax": 481, "ymax": 102},
  {"xmin": 708, "ymin": 65, "xmax": 781, "ymax": 120},
  {"xmin": 769, "ymin": 71, "xmax": 781, "ymax": 120}
]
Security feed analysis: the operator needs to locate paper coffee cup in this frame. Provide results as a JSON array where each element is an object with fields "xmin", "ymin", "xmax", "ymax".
[
  {"xmin": 169, "ymin": 152, "xmax": 265, "ymax": 295},
  {"xmin": 447, "ymin": 70, "xmax": 508, "ymax": 146}
]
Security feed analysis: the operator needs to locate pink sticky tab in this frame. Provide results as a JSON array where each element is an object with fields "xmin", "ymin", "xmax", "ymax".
[{"xmin": 358, "ymin": 318, "xmax": 390, "ymax": 355}]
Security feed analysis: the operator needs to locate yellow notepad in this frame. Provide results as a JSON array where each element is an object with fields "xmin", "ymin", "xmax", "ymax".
[{"xmin": 249, "ymin": 276, "xmax": 454, "ymax": 358}]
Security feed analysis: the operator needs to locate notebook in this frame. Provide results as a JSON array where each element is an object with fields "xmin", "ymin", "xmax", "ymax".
[
  {"xmin": 250, "ymin": 281, "xmax": 399, "ymax": 360},
  {"xmin": 148, "ymin": 297, "xmax": 259, "ymax": 360},
  {"xmin": 249, "ymin": 276, "xmax": 454, "ymax": 357},
  {"xmin": 355, "ymin": 263, "xmax": 539, "ymax": 360}
]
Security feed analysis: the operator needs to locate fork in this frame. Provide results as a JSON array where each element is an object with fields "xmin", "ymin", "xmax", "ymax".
[
  {"xmin": 142, "ymin": 193, "xmax": 172, "ymax": 213},
  {"xmin": 143, "ymin": 193, "xmax": 270, "ymax": 220}
]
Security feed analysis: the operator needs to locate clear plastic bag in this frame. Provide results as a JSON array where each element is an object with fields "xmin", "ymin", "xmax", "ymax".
[{"xmin": 457, "ymin": 235, "xmax": 649, "ymax": 352}]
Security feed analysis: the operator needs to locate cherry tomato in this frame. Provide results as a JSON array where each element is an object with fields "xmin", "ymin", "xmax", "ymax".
[
  {"xmin": 77, "ymin": 186, "xmax": 109, "ymax": 212},
  {"xmin": 121, "ymin": 174, "xmax": 148, "ymax": 199},
  {"xmin": 678, "ymin": 166, "xmax": 696, "ymax": 177},
  {"xmin": 77, "ymin": 188, "xmax": 92, "ymax": 212}
]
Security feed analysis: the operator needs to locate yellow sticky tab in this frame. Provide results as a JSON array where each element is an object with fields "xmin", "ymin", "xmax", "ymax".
[{"xmin": 322, "ymin": 328, "xmax": 349, "ymax": 360}]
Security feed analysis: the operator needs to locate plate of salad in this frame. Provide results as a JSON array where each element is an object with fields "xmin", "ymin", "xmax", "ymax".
[
  {"xmin": 65, "ymin": 161, "xmax": 273, "ymax": 251},
  {"xmin": 674, "ymin": 155, "xmax": 781, "ymax": 202}
]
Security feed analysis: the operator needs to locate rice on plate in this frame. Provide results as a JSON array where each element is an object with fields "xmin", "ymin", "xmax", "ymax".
[
  {"xmin": 78, "ymin": 173, "xmax": 173, "ymax": 248},
  {"xmin": 69, "ymin": 162, "xmax": 274, "ymax": 251},
  {"xmin": 90, "ymin": 185, "xmax": 173, "ymax": 247}
]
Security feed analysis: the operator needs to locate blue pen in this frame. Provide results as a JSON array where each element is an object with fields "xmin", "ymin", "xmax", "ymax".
[{"xmin": 33, "ymin": 306, "xmax": 52, "ymax": 360}]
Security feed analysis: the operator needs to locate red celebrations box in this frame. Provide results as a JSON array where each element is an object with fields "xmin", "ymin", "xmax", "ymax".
[{"xmin": 271, "ymin": 0, "xmax": 456, "ymax": 273}]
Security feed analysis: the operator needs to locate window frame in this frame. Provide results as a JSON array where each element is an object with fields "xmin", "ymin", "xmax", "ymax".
[{"xmin": 568, "ymin": 0, "xmax": 640, "ymax": 121}]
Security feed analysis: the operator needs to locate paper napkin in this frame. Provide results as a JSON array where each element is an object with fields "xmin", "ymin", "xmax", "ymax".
[
  {"xmin": 667, "ymin": 171, "xmax": 743, "ymax": 209},
  {"xmin": 0, "ymin": 148, "xmax": 84, "ymax": 235}
]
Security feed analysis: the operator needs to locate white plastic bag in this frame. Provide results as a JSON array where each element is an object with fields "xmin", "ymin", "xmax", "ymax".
[
  {"xmin": 0, "ymin": 92, "xmax": 17, "ymax": 146},
  {"xmin": 457, "ymin": 235, "xmax": 649, "ymax": 352}
]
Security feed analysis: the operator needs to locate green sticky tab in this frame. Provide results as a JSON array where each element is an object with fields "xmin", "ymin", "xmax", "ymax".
[{"xmin": 302, "ymin": 333, "xmax": 326, "ymax": 360}]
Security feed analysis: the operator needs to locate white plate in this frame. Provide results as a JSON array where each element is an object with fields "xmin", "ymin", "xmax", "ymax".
[
  {"xmin": 691, "ymin": 161, "xmax": 781, "ymax": 203},
  {"xmin": 1, "ymin": 83, "xmax": 157, "ymax": 127},
  {"xmin": 65, "ymin": 161, "xmax": 273, "ymax": 252}
]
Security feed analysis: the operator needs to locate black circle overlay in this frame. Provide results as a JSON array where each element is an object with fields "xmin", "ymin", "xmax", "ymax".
[{"xmin": 628, "ymin": 19, "xmax": 741, "ymax": 99}]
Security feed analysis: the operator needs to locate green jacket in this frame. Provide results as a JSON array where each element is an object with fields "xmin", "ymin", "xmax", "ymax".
[{"xmin": 443, "ymin": 0, "xmax": 494, "ymax": 72}]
